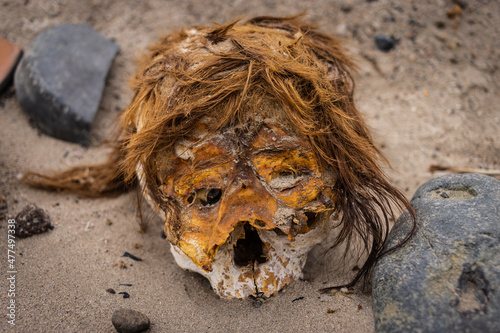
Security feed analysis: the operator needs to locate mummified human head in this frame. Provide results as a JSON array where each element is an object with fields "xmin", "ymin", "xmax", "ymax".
[{"xmin": 24, "ymin": 15, "xmax": 414, "ymax": 299}]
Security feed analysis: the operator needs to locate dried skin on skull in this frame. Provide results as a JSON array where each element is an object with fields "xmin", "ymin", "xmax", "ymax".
[{"xmin": 158, "ymin": 122, "xmax": 336, "ymax": 298}]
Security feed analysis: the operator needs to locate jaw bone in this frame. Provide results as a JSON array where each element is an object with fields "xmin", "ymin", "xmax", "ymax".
[{"xmin": 170, "ymin": 212, "xmax": 337, "ymax": 299}]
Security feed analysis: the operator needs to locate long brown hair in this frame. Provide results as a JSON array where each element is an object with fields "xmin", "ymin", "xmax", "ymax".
[{"xmin": 24, "ymin": 15, "xmax": 416, "ymax": 289}]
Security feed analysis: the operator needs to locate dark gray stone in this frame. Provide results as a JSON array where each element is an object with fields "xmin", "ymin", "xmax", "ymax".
[
  {"xmin": 112, "ymin": 308, "xmax": 150, "ymax": 333},
  {"xmin": 14, "ymin": 24, "xmax": 118, "ymax": 146},
  {"xmin": 374, "ymin": 35, "xmax": 396, "ymax": 52},
  {"xmin": 15, "ymin": 204, "xmax": 52, "ymax": 238},
  {"xmin": 340, "ymin": 4, "xmax": 353, "ymax": 13},
  {"xmin": 373, "ymin": 174, "xmax": 500, "ymax": 333}
]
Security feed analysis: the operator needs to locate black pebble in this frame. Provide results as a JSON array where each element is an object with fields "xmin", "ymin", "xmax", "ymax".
[
  {"xmin": 14, "ymin": 204, "xmax": 52, "ymax": 238},
  {"xmin": 440, "ymin": 192, "xmax": 450, "ymax": 198},
  {"xmin": 374, "ymin": 35, "xmax": 397, "ymax": 52},
  {"xmin": 435, "ymin": 21, "xmax": 446, "ymax": 29},
  {"xmin": 112, "ymin": 308, "xmax": 150, "ymax": 333},
  {"xmin": 122, "ymin": 252, "xmax": 142, "ymax": 261},
  {"xmin": 340, "ymin": 4, "xmax": 352, "ymax": 13},
  {"xmin": 118, "ymin": 292, "xmax": 130, "ymax": 299}
]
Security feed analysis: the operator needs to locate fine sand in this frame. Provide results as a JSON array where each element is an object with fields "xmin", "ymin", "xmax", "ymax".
[{"xmin": 1, "ymin": 1, "xmax": 499, "ymax": 332}]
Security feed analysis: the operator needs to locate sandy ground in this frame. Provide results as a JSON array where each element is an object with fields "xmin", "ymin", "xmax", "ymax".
[{"xmin": 1, "ymin": 0, "xmax": 499, "ymax": 332}]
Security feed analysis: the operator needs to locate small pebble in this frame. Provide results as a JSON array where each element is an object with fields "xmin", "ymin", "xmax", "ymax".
[
  {"xmin": 118, "ymin": 292, "xmax": 130, "ymax": 299},
  {"xmin": 374, "ymin": 35, "xmax": 397, "ymax": 52},
  {"xmin": 106, "ymin": 288, "xmax": 116, "ymax": 294},
  {"xmin": 15, "ymin": 204, "xmax": 52, "ymax": 238},
  {"xmin": 435, "ymin": 21, "xmax": 446, "ymax": 29},
  {"xmin": 122, "ymin": 252, "xmax": 143, "ymax": 261},
  {"xmin": 440, "ymin": 192, "xmax": 450, "ymax": 198},
  {"xmin": 340, "ymin": 4, "xmax": 352, "ymax": 13},
  {"xmin": 111, "ymin": 308, "xmax": 150, "ymax": 333}
]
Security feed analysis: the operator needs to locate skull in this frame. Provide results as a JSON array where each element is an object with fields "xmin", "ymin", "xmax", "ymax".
[
  {"xmin": 122, "ymin": 16, "xmax": 412, "ymax": 299},
  {"xmin": 150, "ymin": 120, "xmax": 338, "ymax": 298},
  {"xmin": 126, "ymin": 17, "xmax": 347, "ymax": 299}
]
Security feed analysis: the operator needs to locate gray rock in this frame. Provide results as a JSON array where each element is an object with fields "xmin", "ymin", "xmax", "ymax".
[
  {"xmin": 373, "ymin": 174, "xmax": 500, "ymax": 333},
  {"xmin": 14, "ymin": 24, "xmax": 118, "ymax": 146},
  {"xmin": 112, "ymin": 308, "xmax": 150, "ymax": 333}
]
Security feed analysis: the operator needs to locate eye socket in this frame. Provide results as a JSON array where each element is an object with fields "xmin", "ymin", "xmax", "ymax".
[
  {"xmin": 198, "ymin": 188, "xmax": 223, "ymax": 207},
  {"xmin": 186, "ymin": 194, "xmax": 195, "ymax": 205},
  {"xmin": 279, "ymin": 170, "xmax": 294, "ymax": 177},
  {"xmin": 269, "ymin": 169, "xmax": 303, "ymax": 191}
]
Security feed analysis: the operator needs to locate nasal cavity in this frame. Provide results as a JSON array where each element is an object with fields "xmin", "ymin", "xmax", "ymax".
[{"xmin": 233, "ymin": 224, "xmax": 267, "ymax": 267}]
